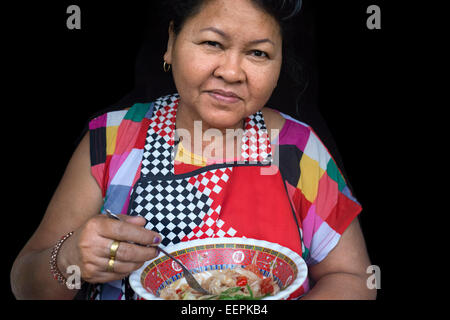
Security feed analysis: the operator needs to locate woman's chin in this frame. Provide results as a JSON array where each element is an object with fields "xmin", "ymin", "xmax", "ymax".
[
  {"xmin": 200, "ymin": 112, "xmax": 245, "ymax": 130},
  {"xmin": 178, "ymin": 95, "xmax": 248, "ymax": 130}
]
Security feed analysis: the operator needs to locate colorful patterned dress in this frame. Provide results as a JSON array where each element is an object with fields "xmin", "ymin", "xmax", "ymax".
[{"xmin": 88, "ymin": 93, "xmax": 362, "ymax": 299}]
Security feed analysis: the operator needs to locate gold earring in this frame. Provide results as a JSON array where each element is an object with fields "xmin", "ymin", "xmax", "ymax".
[{"xmin": 163, "ymin": 61, "xmax": 171, "ymax": 72}]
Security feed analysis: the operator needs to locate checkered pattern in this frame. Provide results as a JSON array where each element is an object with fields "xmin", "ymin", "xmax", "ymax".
[
  {"xmin": 183, "ymin": 167, "xmax": 238, "ymax": 240},
  {"xmin": 141, "ymin": 95, "xmax": 179, "ymax": 177},
  {"xmin": 133, "ymin": 177, "xmax": 209, "ymax": 246},
  {"xmin": 131, "ymin": 167, "xmax": 237, "ymax": 246},
  {"xmin": 242, "ymin": 111, "xmax": 272, "ymax": 163}
]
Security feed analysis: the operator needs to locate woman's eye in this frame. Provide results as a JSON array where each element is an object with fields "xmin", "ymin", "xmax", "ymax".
[
  {"xmin": 251, "ymin": 50, "xmax": 269, "ymax": 59},
  {"xmin": 204, "ymin": 41, "xmax": 221, "ymax": 48}
]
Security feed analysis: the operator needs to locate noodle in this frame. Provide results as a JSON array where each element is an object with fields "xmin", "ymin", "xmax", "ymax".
[{"xmin": 159, "ymin": 265, "xmax": 280, "ymax": 300}]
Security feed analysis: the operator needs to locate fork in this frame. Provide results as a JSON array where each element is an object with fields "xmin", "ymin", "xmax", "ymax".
[{"xmin": 105, "ymin": 209, "xmax": 211, "ymax": 295}]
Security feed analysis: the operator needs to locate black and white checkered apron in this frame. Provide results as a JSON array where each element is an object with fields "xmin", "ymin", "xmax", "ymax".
[{"xmin": 121, "ymin": 94, "xmax": 272, "ymax": 299}]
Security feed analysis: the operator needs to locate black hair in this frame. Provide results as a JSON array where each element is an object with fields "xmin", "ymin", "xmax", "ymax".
[
  {"xmin": 161, "ymin": 0, "xmax": 306, "ymax": 92},
  {"xmin": 164, "ymin": 0, "xmax": 302, "ymax": 35}
]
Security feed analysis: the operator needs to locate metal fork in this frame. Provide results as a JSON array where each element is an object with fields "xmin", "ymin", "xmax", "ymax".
[{"xmin": 105, "ymin": 209, "xmax": 211, "ymax": 295}]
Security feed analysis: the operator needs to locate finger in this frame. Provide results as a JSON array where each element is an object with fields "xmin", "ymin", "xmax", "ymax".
[
  {"xmin": 92, "ymin": 257, "xmax": 144, "ymax": 275},
  {"xmin": 116, "ymin": 214, "xmax": 147, "ymax": 227},
  {"xmin": 98, "ymin": 216, "xmax": 162, "ymax": 247},
  {"xmin": 79, "ymin": 257, "xmax": 134, "ymax": 284},
  {"xmin": 100, "ymin": 239, "xmax": 159, "ymax": 263}
]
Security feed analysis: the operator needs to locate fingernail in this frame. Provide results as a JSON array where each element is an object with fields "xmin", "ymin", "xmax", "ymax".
[{"xmin": 153, "ymin": 236, "xmax": 161, "ymax": 244}]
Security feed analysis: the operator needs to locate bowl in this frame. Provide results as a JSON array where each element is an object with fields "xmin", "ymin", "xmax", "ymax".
[{"xmin": 129, "ymin": 237, "xmax": 308, "ymax": 300}]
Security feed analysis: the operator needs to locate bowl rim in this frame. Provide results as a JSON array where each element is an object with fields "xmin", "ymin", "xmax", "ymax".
[{"xmin": 129, "ymin": 237, "xmax": 308, "ymax": 300}]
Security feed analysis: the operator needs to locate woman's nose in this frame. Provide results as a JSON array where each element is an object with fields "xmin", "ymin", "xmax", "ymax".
[{"xmin": 213, "ymin": 53, "xmax": 246, "ymax": 83}]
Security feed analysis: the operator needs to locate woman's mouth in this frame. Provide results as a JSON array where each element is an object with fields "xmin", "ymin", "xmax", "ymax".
[{"xmin": 207, "ymin": 90, "xmax": 242, "ymax": 104}]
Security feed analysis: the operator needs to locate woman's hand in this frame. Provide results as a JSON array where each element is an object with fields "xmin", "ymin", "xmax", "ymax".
[{"xmin": 58, "ymin": 214, "xmax": 161, "ymax": 284}]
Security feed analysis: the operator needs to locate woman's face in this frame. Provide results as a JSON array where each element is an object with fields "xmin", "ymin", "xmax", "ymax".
[{"xmin": 164, "ymin": 0, "xmax": 283, "ymax": 130}]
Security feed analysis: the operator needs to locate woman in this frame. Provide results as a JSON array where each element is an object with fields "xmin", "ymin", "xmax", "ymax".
[{"xmin": 11, "ymin": 0, "xmax": 375, "ymax": 300}]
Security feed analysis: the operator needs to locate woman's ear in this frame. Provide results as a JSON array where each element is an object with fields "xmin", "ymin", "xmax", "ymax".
[{"xmin": 163, "ymin": 21, "xmax": 176, "ymax": 64}]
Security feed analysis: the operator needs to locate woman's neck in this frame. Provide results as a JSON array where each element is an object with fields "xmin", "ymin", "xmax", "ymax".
[{"xmin": 175, "ymin": 101, "xmax": 244, "ymax": 162}]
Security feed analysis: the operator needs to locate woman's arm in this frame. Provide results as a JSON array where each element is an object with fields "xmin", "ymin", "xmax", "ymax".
[
  {"xmin": 10, "ymin": 133, "xmax": 160, "ymax": 299},
  {"xmin": 11, "ymin": 133, "xmax": 102, "ymax": 299},
  {"xmin": 301, "ymin": 218, "xmax": 377, "ymax": 300}
]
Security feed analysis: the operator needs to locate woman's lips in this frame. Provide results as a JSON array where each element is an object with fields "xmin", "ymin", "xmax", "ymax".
[{"xmin": 207, "ymin": 91, "xmax": 241, "ymax": 104}]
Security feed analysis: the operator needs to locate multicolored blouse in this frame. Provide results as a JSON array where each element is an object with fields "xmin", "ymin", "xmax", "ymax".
[{"xmin": 89, "ymin": 94, "xmax": 362, "ymax": 299}]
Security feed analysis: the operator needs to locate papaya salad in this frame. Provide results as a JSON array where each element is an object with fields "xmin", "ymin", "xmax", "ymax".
[{"xmin": 160, "ymin": 264, "xmax": 280, "ymax": 300}]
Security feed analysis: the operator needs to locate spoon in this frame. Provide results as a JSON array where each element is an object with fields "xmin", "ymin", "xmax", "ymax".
[{"xmin": 104, "ymin": 209, "xmax": 211, "ymax": 295}]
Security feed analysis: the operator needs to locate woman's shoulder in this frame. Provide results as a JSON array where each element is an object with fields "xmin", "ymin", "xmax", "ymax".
[
  {"xmin": 88, "ymin": 102, "xmax": 155, "ymax": 130},
  {"xmin": 89, "ymin": 93, "xmax": 180, "ymax": 129},
  {"xmin": 262, "ymin": 107, "xmax": 312, "ymax": 143},
  {"xmin": 263, "ymin": 107, "xmax": 332, "ymax": 164}
]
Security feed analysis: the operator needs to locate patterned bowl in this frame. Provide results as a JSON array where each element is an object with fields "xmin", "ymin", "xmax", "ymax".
[{"xmin": 129, "ymin": 237, "xmax": 308, "ymax": 300}]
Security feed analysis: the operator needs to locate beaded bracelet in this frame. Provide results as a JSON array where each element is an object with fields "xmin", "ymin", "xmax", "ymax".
[{"xmin": 50, "ymin": 231, "xmax": 74, "ymax": 285}]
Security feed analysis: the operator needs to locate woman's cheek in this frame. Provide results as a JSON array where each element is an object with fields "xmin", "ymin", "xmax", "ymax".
[
  {"xmin": 247, "ymin": 68, "xmax": 277, "ymax": 102},
  {"xmin": 177, "ymin": 52, "xmax": 215, "ymax": 85}
]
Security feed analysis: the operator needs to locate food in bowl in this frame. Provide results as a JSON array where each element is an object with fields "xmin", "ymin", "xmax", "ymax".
[
  {"xmin": 160, "ymin": 264, "xmax": 279, "ymax": 300},
  {"xmin": 129, "ymin": 237, "xmax": 308, "ymax": 300}
]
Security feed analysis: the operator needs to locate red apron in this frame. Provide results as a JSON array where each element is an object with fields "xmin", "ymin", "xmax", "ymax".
[{"xmin": 124, "ymin": 97, "xmax": 304, "ymax": 299}]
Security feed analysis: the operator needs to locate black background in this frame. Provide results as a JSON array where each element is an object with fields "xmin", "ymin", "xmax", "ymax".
[{"xmin": 3, "ymin": 0, "xmax": 404, "ymax": 309}]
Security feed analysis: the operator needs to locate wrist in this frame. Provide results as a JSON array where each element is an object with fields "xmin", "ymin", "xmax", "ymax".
[
  {"xmin": 50, "ymin": 231, "xmax": 74, "ymax": 285},
  {"xmin": 57, "ymin": 235, "xmax": 76, "ymax": 276}
]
